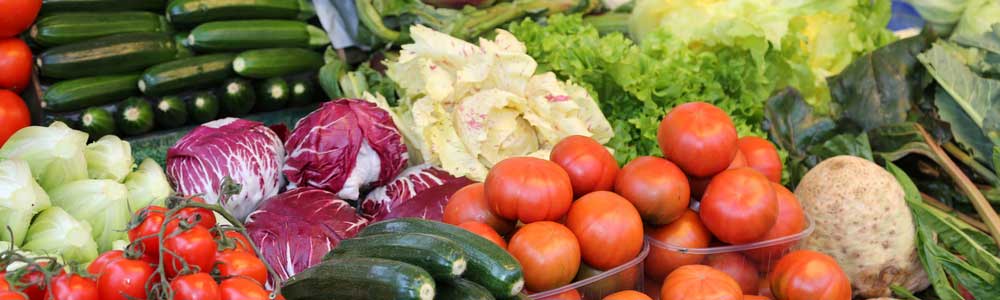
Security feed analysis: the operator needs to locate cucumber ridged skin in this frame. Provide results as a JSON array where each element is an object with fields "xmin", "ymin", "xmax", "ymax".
[
  {"xmin": 30, "ymin": 12, "xmax": 171, "ymax": 47},
  {"xmin": 282, "ymin": 257, "xmax": 436, "ymax": 300},
  {"xmin": 43, "ymin": 74, "xmax": 141, "ymax": 112},
  {"xmin": 154, "ymin": 96, "xmax": 188, "ymax": 129},
  {"xmin": 327, "ymin": 233, "xmax": 468, "ymax": 279},
  {"xmin": 116, "ymin": 97, "xmax": 155, "ymax": 136},
  {"xmin": 255, "ymin": 77, "xmax": 289, "ymax": 111},
  {"xmin": 220, "ymin": 78, "xmax": 256, "ymax": 116},
  {"xmin": 188, "ymin": 92, "xmax": 220, "ymax": 124},
  {"xmin": 166, "ymin": 0, "xmax": 315, "ymax": 26},
  {"xmin": 78, "ymin": 107, "xmax": 116, "ymax": 138},
  {"xmin": 38, "ymin": 32, "xmax": 177, "ymax": 79},
  {"xmin": 288, "ymin": 77, "xmax": 315, "ymax": 106},
  {"xmin": 436, "ymin": 278, "xmax": 496, "ymax": 300},
  {"xmin": 359, "ymin": 219, "xmax": 525, "ymax": 298},
  {"xmin": 187, "ymin": 20, "xmax": 329, "ymax": 52},
  {"xmin": 139, "ymin": 53, "xmax": 235, "ymax": 96},
  {"xmin": 233, "ymin": 48, "xmax": 323, "ymax": 79},
  {"xmin": 41, "ymin": 0, "xmax": 165, "ymax": 13}
]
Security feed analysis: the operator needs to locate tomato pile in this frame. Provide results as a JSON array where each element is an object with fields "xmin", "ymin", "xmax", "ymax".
[
  {"xmin": 443, "ymin": 102, "xmax": 852, "ymax": 300},
  {"xmin": 0, "ymin": 0, "xmax": 38, "ymax": 145}
]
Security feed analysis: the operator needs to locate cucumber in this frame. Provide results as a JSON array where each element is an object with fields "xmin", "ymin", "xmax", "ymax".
[
  {"xmin": 188, "ymin": 92, "xmax": 220, "ymax": 123},
  {"xmin": 359, "ymin": 219, "xmax": 525, "ymax": 298},
  {"xmin": 255, "ymin": 77, "xmax": 289, "ymax": 111},
  {"xmin": 41, "ymin": 0, "xmax": 165, "ymax": 13},
  {"xmin": 219, "ymin": 78, "xmax": 255, "ymax": 116},
  {"xmin": 42, "ymin": 74, "xmax": 141, "ymax": 112},
  {"xmin": 436, "ymin": 279, "xmax": 496, "ymax": 300},
  {"xmin": 154, "ymin": 96, "xmax": 188, "ymax": 129},
  {"xmin": 78, "ymin": 107, "xmax": 116, "ymax": 138},
  {"xmin": 233, "ymin": 48, "xmax": 323, "ymax": 79},
  {"xmin": 187, "ymin": 20, "xmax": 329, "ymax": 52},
  {"xmin": 288, "ymin": 77, "xmax": 315, "ymax": 106},
  {"xmin": 327, "ymin": 233, "xmax": 467, "ymax": 279},
  {"xmin": 37, "ymin": 32, "xmax": 177, "ymax": 79},
  {"xmin": 30, "ymin": 12, "xmax": 171, "ymax": 48},
  {"xmin": 283, "ymin": 257, "xmax": 435, "ymax": 300},
  {"xmin": 116, "ymin": 97, "xmax": 155, "ymax": 136},
  {"xmin": 139, "ymin": 53, "xmax": 235, "ymax": 96},
  {"xmin": 166, "ymin": 0, "xmax": 316, "ymax": 26}
]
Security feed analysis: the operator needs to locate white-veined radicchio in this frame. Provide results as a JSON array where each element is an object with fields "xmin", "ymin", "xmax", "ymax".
[
  {"xmin": 283, "ymin": 99, "xmax": 408, "ymax": 200},
  {"xmin": 166, "ymin": 118, "xmax": 285, "ymax": 221},
  {"xmin": 245, "ymin": 188, "xmax": 368, "ymax": 283},
  {"xmin": 360, "ymin": 164, "xmax": 474, "ymax": 222}
]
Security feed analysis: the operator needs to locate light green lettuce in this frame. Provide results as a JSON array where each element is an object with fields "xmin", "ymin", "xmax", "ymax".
[
  {"xmin": 85, "ymin": 135, "xmax": 134, "ymax": 182},
  {"xmin": 123, "ymin": 158, "xmax": 172, "ymax": 213},
  {"xmin": 0, "ymin": 159, "xmax": 50, "ymax": 246},
  {"xmin": 21, "ymin": 207, "xmax": 98, "ymax": 265},
  {"xmin": 48, "ymin": 179, "xmax": 130, "ymax": 252},
  {"xmin": 0, "ymin": 122, "xmax": 88, "ymax": 191}
]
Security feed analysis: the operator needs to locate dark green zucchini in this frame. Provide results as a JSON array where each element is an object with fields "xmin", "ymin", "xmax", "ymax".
[
  {"xmin": 288, "ymin": 77, "xmax": 315, "ymax": 106},
  {"xmin": 37, "ymin": 32, "xmax": 177, "ymax": 79},
  {"xmin": 166, "ymin": 0, "xmax": 315, "ymax": 26},
  {"xmin": 255, "ymin": 77, "xmax": 289, "ymax": 111},
  {"xmin": 30, "ymin": 12, "xmax": 171, "ymax": 47},
  {"xmin": 139, "ymin": 53, "xmax": 235, "ymax": 96},
  {"xmin": 436, "ymin": 278, "xmax": 496, "ymax": 300},
  {"xmin": 42, "ymin": 74, "xmax": 140, "ymax": 112},
  {"xmin": 173, "ymin": 31, "xmax": 194, "ymax": 59},
  {"xmin": 78, "ymin": 107, "xmax": 116, "ymax": 138},
  {"xmin": 282, "ymin": 257, "xmax": 435, "ymax": 300},
  {"xmin": 116, "ymin": 97, "xmax": 154, "ymax": 136},
  {"xmin": 154, "ymin": 96, "xmax": 188, "ymax": 129},
  {"xmin": 327, "ymin": 233, "xmax": 467, "ymax": 279},
  {"xmin": 220, "ymin": 78, "xmax": 255, "ymax": 116},
  {"xmin": 188, "ymin": 92, "xmax": 220, "ymax": 123},
  {"xmin": 233, "ymin": 48, "xmax": 323, "ymax": 78},
  {"xmin": 187, "ymin": 20, "xmax": 329, "ymax": 52},
  {"xmin": 41, "ymin": 0, "xmax": 165, "ymax": 13}
]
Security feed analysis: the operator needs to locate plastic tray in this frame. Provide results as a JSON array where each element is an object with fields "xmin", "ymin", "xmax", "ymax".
[{"xmin": 531, "ymin": 242, "xmax": 650, "ymax": 300}]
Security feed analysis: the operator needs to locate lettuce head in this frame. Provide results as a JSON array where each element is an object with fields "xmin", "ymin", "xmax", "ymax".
[
  {"xmin": 0, "ymin": 122, "xmax": 88, "ymax": 191},
  {"xmin": 48, "ymin": 179, "xmax": 130, "ymax": 252},
  {"xmin": 0, "ymin": 159, "xmax": 50, "ymax": 246},
  {"xmin": 21, "ymin": 207, "xmax": 98, "ymax": 265},
  {"xmin": 84, "ymin": 135, "xmax": 134, "ymax": 182},
  {"xmin": 124, "ymin": 158, "xmax": 172, "ymax": 212}
]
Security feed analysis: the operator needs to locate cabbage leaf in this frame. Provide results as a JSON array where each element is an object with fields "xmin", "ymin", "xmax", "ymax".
[
  {"xmin": 47, "ymin": 179, "xmax": 130, "ymax": 252},
  {"xmin": 123, "ymin": 158, "xmax": 171, "ymax": 212},
  {"xmin": 0, "ymin": 122, "xmax": 88, "ymax": 191},
  {"xmin": 0, "ymin": 159, "xmax": 50, "ymax": 246},
  {"xmin": 84, "ymin": 135, "xmax": 134, "ymax": 182},
  {"xmin": 21, "ymin": 207, "xmax": 98, "ymax": 265}
]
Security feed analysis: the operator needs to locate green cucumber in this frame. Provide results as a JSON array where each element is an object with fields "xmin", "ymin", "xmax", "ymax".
[
  {"xmin": 78, "ymin": 107, "xmax": 116, "ymax": 138},
  {"xmin": 42, "ymin": 74, "xmax": 141, "ymax": 112},
  {"xmin": 288, "ymin": 77, "xmax": 315, "ymax": 106},
  {"xmin": 187, "ymin": 20, "xmax": 329, "ymax": 52},
  {"xmin": 154, "ymin": 96, "xmax": 188, "ymax": 129},
  {"xmin": 233, "ymin": 48, "xmax": 323, "ymax": 79},
  {"xmin": 166, "ymin": 0, "xmax": 316, "ymax": 26},
  {"xmin": 327, "ymin": 233, "xmax": 467, "ymax": 279},
  {"xmin": 116, "ymin": 97, "xmax": 154, "ymax": 136},
  {"xmin": 139, "ymin": 53, "xmax": 235, "ymax": 96},
  {"xmin": 37, "ymin": 32, "xmax": 177, "ymax": 79},
  {"xmin": 220, "ymin": 78, "xmax": 255, "ymax": 116},
  {"xmin": 188, "ymin": 92, "xmax": 220, "ymax": 123},
  {"xmin": 436, "ymin": 279, "xmax": 496, "ymax": 300},
  {"xmin": 255, "ymin": 77, "xmax": 289, "ymax": 111},
  {"xmin": 30, "ymin": 12, "xmax": 171, "ymax": 47},
  {"xmin": 283, "ymin": 257, "xmax": 435, "ymax": 300},
  {"xmin": 41, "ymin": 0, "xmax": 165, "ymax": 13},
  {"xmin": 359, "ymin": 219, "xmax": 525, "ymax": 298}
]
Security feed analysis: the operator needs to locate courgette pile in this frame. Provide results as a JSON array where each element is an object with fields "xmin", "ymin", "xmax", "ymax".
[{"xmin": 33, "ymin": 0, "xmax": 327, "ymax": 139}]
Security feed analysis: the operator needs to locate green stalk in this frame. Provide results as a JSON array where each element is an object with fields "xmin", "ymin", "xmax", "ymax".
[
  {"xmin": 354, "ymin": 0, "xmax": 401, "ymax": 42},
  {"xmin": 943, "ymin": 141, "xmax": 1000, "ymax": 186},
  {"xmin": 583, "ymin": 12, "xmax": 630, "ymax": 35}
]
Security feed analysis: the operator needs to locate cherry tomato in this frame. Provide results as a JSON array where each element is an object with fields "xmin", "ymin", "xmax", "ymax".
[
  {"xmin": 0, "ymin": 38, "xmax": 32, "ymax": 92},
  {"xmin": 615, "ymin": 156, "xmax": 690, "ymax": 225},
  {"xmin": 565, "ymin": 191, "xmax": 644, "ymax": 270},
  {"xmin": 443, "ymin": 183, "xmax": 514, "ymax": 235},
  {"xmin": 705, "ymin": 252, "xmax": 760, "ymax": 295},
  {"xmin": 660, "ymin": 265, "xmax": 742, "ymax": 300},
  {"xmin": 550, "ymin": 135, "xmax": 619, "ymax": 197},
  {"xmin": 602, "ymin": 290, "xmax": 652, "ymax": 300},
  {"xmin": 644, "ymin": 210, "xmax": 711, "ymax": 281},
  {"xmin": 215, "ymin": 250, "xmax": 267, "ymax": 286},
  {"xmin": 49, "ymin": 273, "xmax": 98, "ymax": 300},
  {"xmin": 220, "ymin": 277, "xmax": 270, "ymax": 300},
  {"xmin": 87, "ymin": 250, "xmax": 124, "ymax": 277},
  {"xmin": 164, "ymin": 226, "xmax": 218, "ymax": 277},
  {"xmin": 738, "ymin": 137, "xmax": 782, "ymax": 183},
  {"xmin": 768, "ymin": 250, "xmax": 851, "ymax": 300},
  {"xmin": 457, "ymin": 222, "xmax": 507, "ymax": 249},
  {"xmin": 0, "ymin": 1, "xmax": 41, "ymax": 37},
  {"xmin": 215, "ymin": 230, "xmax": 254, "ymax": 253},
  {"xmin": 175, "ymin": 197, "xmax": 216, "ymax": 230},
  {"xmin": 657, "ymin": 102, "xmax": 739, "ymax": 177},
  {"xmin": 18, "ymin": 262, "xmax": 63, "ymax": 300},
  {"xmin": 743, "ymin": 183, "xmax": 805, "ymax": 264},
  {"xmin": 0, "ymin": 90, "xmax": 30, "ymax": 145},
  {"xmin": 0, "ymin": 292, "xmax": 26, "ymax": 300},
  {"xmin": 0, "ymin": 272, "xmax": 8, "ymax": 291},
  {"xmin": 700, "ymin": 168, "xmax": 778, "ymax": 244},
  {"xmin": 485, "ymin": 157, "xmax": 573, "ymax": 223},
  {"xmin": 689, "ymin": 149, "xmax": 747, "ymax": 198},
  {"xmin": 171, "ymin": 273, "xmax": 220, "ymax": 300},
  {"xmin": 98, "ymin": 258, "xmax": 154, "ymax": 300},
  {"xmin": 507, "ymin": 221, "xmax": 580, "ymax": 292},
  {"xmin": 127, "ymin": 206, "xmax": 172, "ymax": 260}
]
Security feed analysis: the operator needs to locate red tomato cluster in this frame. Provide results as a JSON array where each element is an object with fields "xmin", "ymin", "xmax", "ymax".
[{"xmin": 0, "ymin": 0, "xmax": 40, "ymax": 145}]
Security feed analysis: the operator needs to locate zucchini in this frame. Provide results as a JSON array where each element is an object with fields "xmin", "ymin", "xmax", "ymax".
[
  {"xmin": 288, "ymin": 77, "xmax": 315, "ymax": 106},
  {"xmin": 327, "ymin": 233, "xmax": 467, "ymax": 279},
  {"xmin": 233, "ymin": 48, "xmax": 323, "ymax": 79},
  {"xmin": 41, "ymin": 0, "xmax": 165, "ymax": 13},
  {"xmin": 30, "ymin": 12, "xmax": 171, "ymax": 48},
  {"xmin": 188, "ymin": 92, "xmax": 220, "ymax": 123},
  {"xmin": 173, "ymin": 32, "xmax": 194, "ymax": 59},
  {"xmin": 283, "ymin": 257, "xmax": 435, "ymax": 300},
  {"xmin": 220, "ymin": 78, "xmax": 256, "ymax": 116},
  {"xmin": 187, "ymin": 20, "xmax": 329, "ymax": 52},
  {"xmin": 139, "ymin": 53, "xmax": 235, "ymax": 96},
  {"xmin": 78, "ymin": 107, "xmax": 116, "ymax": 138},
  {"xmin": 255, "ymin": 77, "xmax": 289, "ymax": 111},
  {"xmin": 42, "ymin": 74, "xmax": 141, "ymax": 112},
  {"xmin": 116, "ymin": 97, "xmax": 155, "ymax": 136},
  {"xmin": 166, "ymin": 0, "xmax": 316, "ymax": 26},
  {"xmin": 37, "ymin": 32, "xmax": 177, "ymax": 79},
  {"xmin": 436, "ymin": 279, "xmax": 496, "ymax": 300},
  {"xmin": 360, "ymin": 219, "xmax": 525, "ymax": 298},
  {"xmin": 154, "ymin": 96, "xmax": 188, "ymax": 129}
]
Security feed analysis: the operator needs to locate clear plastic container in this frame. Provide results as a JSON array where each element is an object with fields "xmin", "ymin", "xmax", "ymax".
[{"xmin": 531, "ymin": 242, "xmax": 651, "ymax": 300}]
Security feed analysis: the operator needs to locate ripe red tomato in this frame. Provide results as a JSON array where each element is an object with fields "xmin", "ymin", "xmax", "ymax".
[
  {"xmin": 219, "ymin": 277, "xmax": 270, "ymax": 300},
  {"xmin": 758, "ymin": 278, "xmax": 773, "ymax": 299},
  {"xmin": 738, "ymin": 137, "xmax": 782, "ymax": 183},
  {"xmin": 689, "ymin": 150, "xmax": 747, "ymax": 198},
  {"xmin": 0, "ymin": 1, "xmax": 41, "ymax": 37},
  {"xmin": 171, "ymin": 273, "xmax": 220, "ymax": 300},
  {"xmin": 0, "ymin": 38, "xmax": 32, "ymax": 92},
  {"xmin": 565, "ymin": 191, "xmax": 644, "ymax": 270},
  {"xmin": 657, "ymin": 102, "xmax": 739, "ymax": 177},
  {"xmin": 98, "ymin": 258, "xmax": 154, "ymax": 300},
  {"xmin": 705, "ymin": 252, "xmax": 760, "ymax": 295},
  {"xmin": 443, "ymin": 183, "xmax": 514, "ymax": 234},
  {"xmin": 49, "ymin": 273, "xmax": 99, "ymax": 300},
  {"xmin": 507, "ymin": 221, "xmax": 580, "ymax": 292},
  {"xmin": 768, "ymin": 250, "xmax": 851, "ymax": 300},
  {"xmin": 127, "ymin": 206, "xmax": 172, "ymax": 260},
  {"xmin": 0, "ymin": 272, "xmax": 8, "ymax": 291},
  {"xmin": 458, "ymin": 222, "xmax": 507, "ymax": 249},
  {"xmin": 0, "ymin": 292, "xmax": 25, "ymax": 300},
  {"xmin": 644, "ymin": 210, "xmax": 711, "ymax": 281},
  {"xmin": 164, "ymin": 226, "xmax": 218, "ymax": 277},
  {"xmin": 660, "ymin": 265, "xmax": 742, "ymax": 300},
  {"xmin": 615, "ymin": 156, "xmax": 689, "ymax": 225},
  {"xmin": 18, "ymin": 262, "xmax": 63, "ymax": 300},
  {"xmin": 485, "ymin": 157, "xmax": 573, "ymax": 223},
  {"xmin": 214, "ymin": 229, "xmax": 254, "ymax": 253},
  {"xmin": 743, "ymin": 183, "xmax": 805, "ymax": 264},
  {"xmin": 0, "ymin": 90, "xmax": 29, "ymax": 145},
  {"xmin": 744, "ymin": 296, "xmax": 771, "ymax": 300},
  {"xmin": 550, "ymin": 135, "xmax": 619, "ymax": 197},
  {"xmin": 215, "ymin": 250, "xmax": 267, "ymax": 285},
  {"xmin": 175, "ymin": 197, "xmax": 216, "ymax": 230},
  {"xmin": 700, "ymin": 168, "xmax": 778, "ymax": 244},
  {"xmin": 542, "ymin": 289, "xmax": 582, "ymax": 300},
  {"xmin": 87, "ymin": 250, "xmax": 125, "ymax": 277},
  {"xmin": 602, "ymin": 290, "xmax": 652, "ymax": 300}
]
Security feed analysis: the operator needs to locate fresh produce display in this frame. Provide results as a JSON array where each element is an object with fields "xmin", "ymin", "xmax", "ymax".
[{"xmin": 360, "ymin": 164, "xmax": 475, "ymax": 222}]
